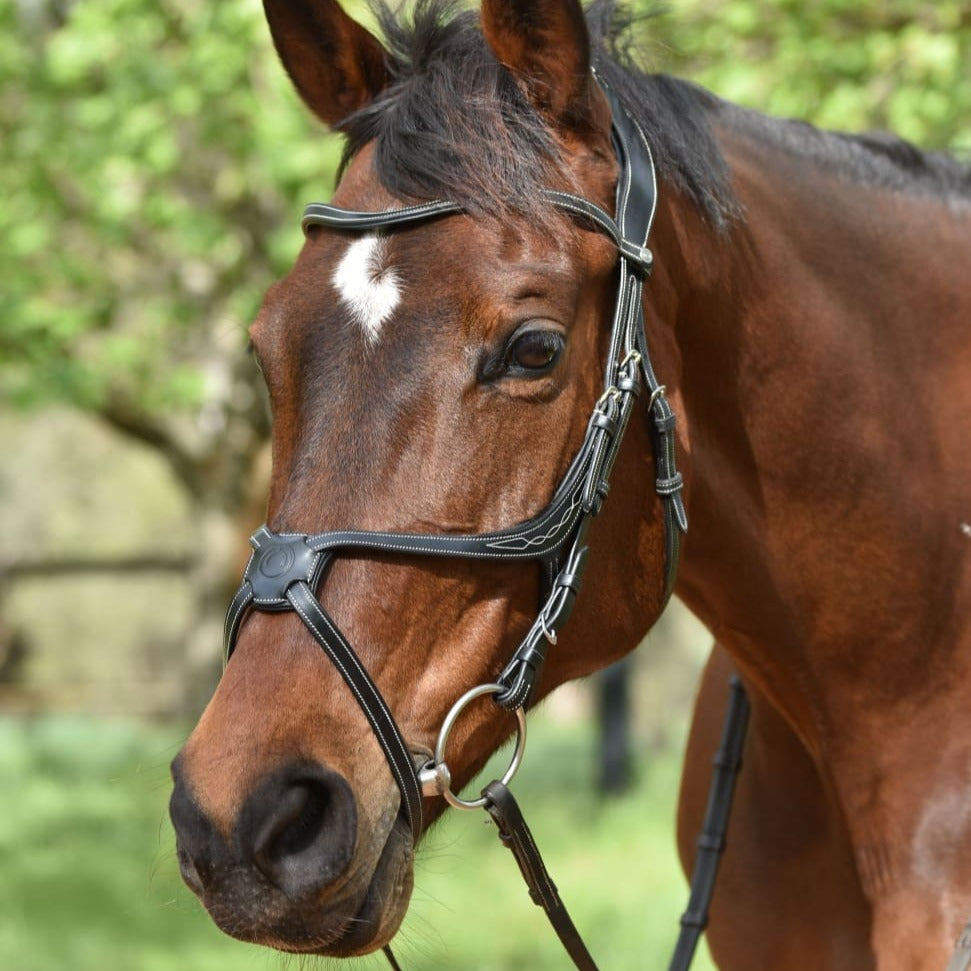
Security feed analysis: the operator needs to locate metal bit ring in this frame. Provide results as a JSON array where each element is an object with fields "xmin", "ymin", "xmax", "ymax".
[{"xmin": 418, "ymin": 682, "xmax": 527, "ymax": 810}]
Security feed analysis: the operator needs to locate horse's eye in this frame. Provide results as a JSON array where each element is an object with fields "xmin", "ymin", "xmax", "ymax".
[
  {"xmin": 506, "ymin": 329, "xmax": 564, "ymax": 375},
  {"xmin": 247, "ymin": 340, "xmax": 266, "ymax": 378}
]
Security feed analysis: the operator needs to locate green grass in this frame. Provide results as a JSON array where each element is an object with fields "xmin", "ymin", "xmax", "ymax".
[{"xmin": 0, "ymin": 713, "xmax": 715, "ymax": 971}]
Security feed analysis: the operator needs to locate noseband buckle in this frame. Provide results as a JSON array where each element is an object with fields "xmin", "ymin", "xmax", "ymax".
[{"xmin": 245, "ymin": 527, "xmax": 326, "ymax": 608}]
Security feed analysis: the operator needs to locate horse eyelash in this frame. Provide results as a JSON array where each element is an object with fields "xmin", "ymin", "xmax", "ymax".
[{"xmin": 246, "ymin": 339, "xmax": 267, "ymax": 378}]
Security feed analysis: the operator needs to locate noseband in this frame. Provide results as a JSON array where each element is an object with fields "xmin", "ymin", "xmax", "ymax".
[{"xmin": 222, "ymin": 84, "xmax": 713, "ymax": 969}]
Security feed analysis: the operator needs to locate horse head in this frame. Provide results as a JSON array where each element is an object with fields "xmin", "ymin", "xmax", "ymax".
[{"xmin": 170, "ymin": 0, "xmax": 682, "ymax": 956}]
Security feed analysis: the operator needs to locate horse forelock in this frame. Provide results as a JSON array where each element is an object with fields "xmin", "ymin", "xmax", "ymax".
[{"xmin": 338, "ymin": 0, "xmax": 569, "ymax": 222}]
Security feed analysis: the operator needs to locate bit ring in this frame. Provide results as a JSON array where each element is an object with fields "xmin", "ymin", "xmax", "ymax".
[{"xmin": 418, "ymin": 682, "xmax": 527, "ymax": 810}]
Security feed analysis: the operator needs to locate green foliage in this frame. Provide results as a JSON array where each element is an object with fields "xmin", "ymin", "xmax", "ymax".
[
  {"xmin": 0, "ymin": 715, "xmax": 262, "ymax": 970},
  {"xmin": 0, "ymin": 0, "xmax": 340, "ymax": 413},
  {"xmin": 645, "ymin": 0, "xmax": 971, "ymax": 154},
  {"xmin": 0, "ymin": 711, "xmax": 714, "ymax": 970}
]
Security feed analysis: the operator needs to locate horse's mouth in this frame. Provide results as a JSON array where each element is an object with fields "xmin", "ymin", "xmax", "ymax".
[
  {"xmin": 315, "ymin": 812, "xmax": 415, "ymax": 956},
  {"xmin": 200, "ymin": 812, "xmax": 414, "ymax": 957}
]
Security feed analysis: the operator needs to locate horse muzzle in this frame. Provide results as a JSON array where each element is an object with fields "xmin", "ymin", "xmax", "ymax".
[{"xmin": 168, "ymin": 756, "xmax": 414, "ymax": 955}]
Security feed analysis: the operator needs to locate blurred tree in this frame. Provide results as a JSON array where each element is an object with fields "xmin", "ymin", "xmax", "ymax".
[
  {"xmin": 644, "ymin": 0, "xmax": 970, "ymax": 154},
  {"xmin": 0, "ymin": 0, "xmax": 343, "ymax": 481},
  {"xmin": 0, "ymin": 0, "xmax": 347, "ymax": 695},
  {"xmin": 0, "ymin": 0, "xmax": 967, "ymax": 698}
]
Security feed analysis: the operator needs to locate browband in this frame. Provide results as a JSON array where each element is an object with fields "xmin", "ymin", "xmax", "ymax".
[{"xmin": 302, "ymin": 191, "xmax": 654, "ymax": 273}]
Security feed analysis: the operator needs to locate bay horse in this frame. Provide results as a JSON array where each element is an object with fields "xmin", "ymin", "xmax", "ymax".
[{"xmin": 168, "ymin": 1, "xmax": 971, "ymax": 968}]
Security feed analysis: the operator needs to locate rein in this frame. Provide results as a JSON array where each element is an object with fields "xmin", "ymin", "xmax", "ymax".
[{"xmin": 222, "ymin": 83, "xmax": 747, "ymax": 969}]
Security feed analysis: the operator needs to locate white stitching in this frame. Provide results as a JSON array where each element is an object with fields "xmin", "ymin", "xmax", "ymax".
[
  {"xmin": 305, "ymin": 475, "xmax": 589, "ymax": 559},
  {"xmin": 486, "ymin": 502, "xmax": 580, "ymax": 552},
  {"xmin": 309, "ymin": 485, "xmax": 581, "ymax": 549},
  {"xmin": 302, "ymin": 200, "xmax": 460, "ymax": 233},
  {"xmin": 305, "ymin": 200, "xmax": 454, "ymax": 219},
  {"xmin": 224, "ymin": 586, "xmax": 252, "ymax": 648},
  {"xmin": 288, "ymin": 589, "xmax": 419, "ymax": 833},
  {"xmin": 286, "ymin": 585, "xmax": 421, "ymax": 835},
  {"xmin": 518, "ymin": 821, "xmax": 558, "ymax": 906}
]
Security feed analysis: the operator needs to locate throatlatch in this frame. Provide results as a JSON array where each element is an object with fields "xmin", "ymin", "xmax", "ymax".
[{"xmin": 222, "ymin": 81, "xmax": 741, "ymax": 971}]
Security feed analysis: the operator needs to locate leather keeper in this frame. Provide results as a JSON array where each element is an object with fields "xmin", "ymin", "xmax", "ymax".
[
  {"xmin": 590, "ymin": 411, "xmax": 619, "ymax": 436},
  {"xmin": 656, "ymin": 473, "xmax": 684, "ymax": 495},
  {"xmin": 653, "ymin": 411, "xmax": 677, "ymax": 432}
]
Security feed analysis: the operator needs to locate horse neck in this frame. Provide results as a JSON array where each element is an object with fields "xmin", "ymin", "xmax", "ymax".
[{"xmin": 652, "ymin": 124, "xmax": 971, "ymax": 749}]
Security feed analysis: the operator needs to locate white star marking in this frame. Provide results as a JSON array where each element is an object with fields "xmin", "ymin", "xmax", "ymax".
[{"xmin": 331, "ymin": 234, "xmax": 401, "ymax": 347}]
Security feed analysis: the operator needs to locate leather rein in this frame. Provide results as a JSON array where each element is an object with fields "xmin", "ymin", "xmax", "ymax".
[{"xmin": 223, "ymin": 83, "xmax": 747, "ymax": 970}]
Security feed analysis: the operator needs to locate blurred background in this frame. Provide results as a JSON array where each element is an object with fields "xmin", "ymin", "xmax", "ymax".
[{"xmin": 1, "ymin": 1, "xmax": 968, "ymax": 968}]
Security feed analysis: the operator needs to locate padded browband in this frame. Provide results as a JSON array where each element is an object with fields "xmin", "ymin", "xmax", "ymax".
[{"xmin": 303, "ymin": 191, "xmax": 653, "ymax": 274}]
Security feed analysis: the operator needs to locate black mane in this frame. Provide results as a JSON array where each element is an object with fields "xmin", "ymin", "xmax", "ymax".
[
  {"xmin": 725, "ymin": 107, "xmax": 971, "ymax": 203},
  {"xmin": 338, "ymin": 0, "xmax": 969, "ymax": 228}
]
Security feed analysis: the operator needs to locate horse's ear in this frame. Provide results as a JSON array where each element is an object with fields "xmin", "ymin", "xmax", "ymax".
[
  {"xmin": 262, "ymin": 0, "xmax": 388, "ymax": 127},
  {"xmin": 480, "ymin": 0, "xmax": 601, "ymax": 130}
]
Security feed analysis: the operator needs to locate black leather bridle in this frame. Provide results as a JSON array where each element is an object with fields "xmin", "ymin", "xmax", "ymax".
[
  {"xmin": 221, "ymin": 83, "xmax": 744, "ymax": 971},
  {"xmin": 225, "ymin": 82, "xmax": 685, "ymax": 840}
]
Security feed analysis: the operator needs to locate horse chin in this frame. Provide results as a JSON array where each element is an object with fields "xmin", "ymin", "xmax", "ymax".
[
  {"xmin": 205, "ymin": 813, "xmax": 414, "ymax": 958},
  {"xmin": 318, "ymin": 813, "xmax": 415, "ymax": 957}
]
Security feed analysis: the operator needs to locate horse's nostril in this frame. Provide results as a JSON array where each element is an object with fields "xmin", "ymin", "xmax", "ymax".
[
  {"xmin": 170, "ymin": 761, "xmax": 227, "ymax": 899},
  {"xmin": 254, "ymin": 781, "xmax": 323, "ymax": 861},
  {"xmin": 239, "ymin": 763, "xmax": 357, "ymax": 899},
  {"xmin": 176, "ymin": 842, "xmax": 205, "ymax": 896}
]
